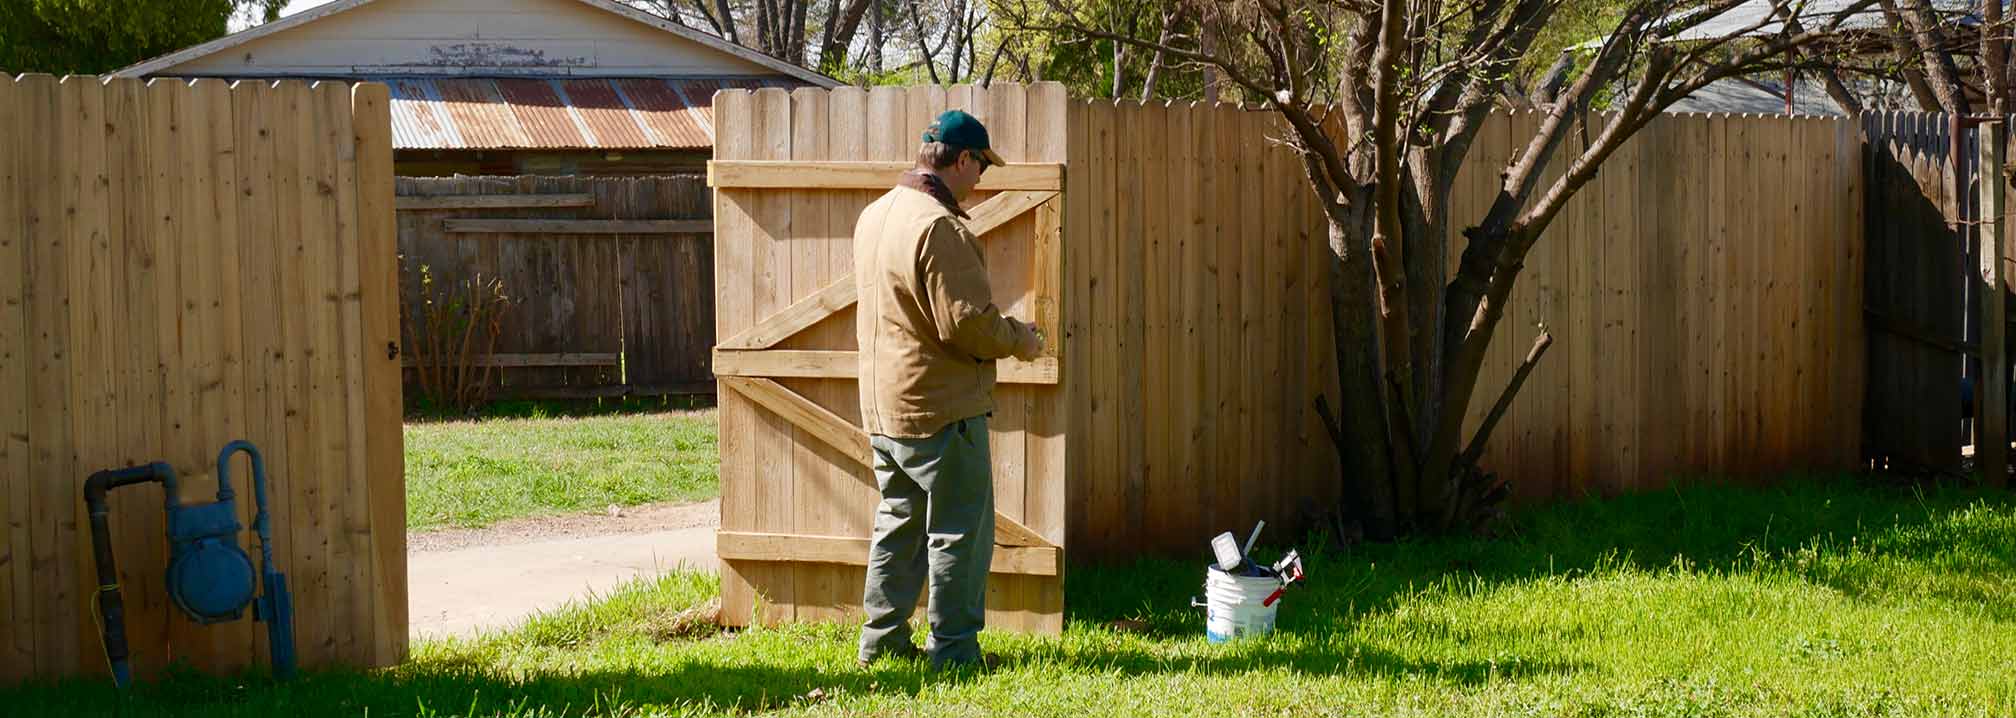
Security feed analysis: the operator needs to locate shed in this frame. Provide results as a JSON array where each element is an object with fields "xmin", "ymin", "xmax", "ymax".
[{"xmin": 116, "ymin": 0, "xmax": 840, "ymax": 175}]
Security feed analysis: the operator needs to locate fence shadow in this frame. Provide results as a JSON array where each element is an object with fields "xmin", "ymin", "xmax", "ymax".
[
  {"xmin": 1067, "ymin": 474, "xmax": 2016, "ymax": 631},
  {"xmin": 7, "ymin": 477, "xmax": 2007, "ymax": 717}
]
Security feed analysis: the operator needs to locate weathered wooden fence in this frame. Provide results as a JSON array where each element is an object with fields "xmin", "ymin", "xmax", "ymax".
[
  {"xmin": 1859, "ymin": 112, "xmax": 1974, "ymax": 474},
  {"xmin": 396, "ymin": 175, "xmax": 715, "ymax": 401},
  {"xmin": 0, "ymin": 75, "xmax": 405, "ymax": 682},
  {"xmin": 712, "ymin": 84, "xmax": 1869, "ymax": 629}
]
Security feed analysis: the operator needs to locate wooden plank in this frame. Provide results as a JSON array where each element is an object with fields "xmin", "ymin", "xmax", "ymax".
[
  {"xmin": 201, "ymin": 78, "xmax": 261, "ymax": 667},
  {"xmin": 1838, "ymin": 117, "xmax": 1868, "ymax": 470},
  {"xmin": 716, "ymin": 532, "xmax": 1060, "ymax": 577},
  {"xmin": 712, "ymin": 88, "xmax": 760, "ymax": 628},
  {"xmin": 703, "ymin": 189, "xmax": 1053, "ymax": 361},
  {"xmin": 1634, "ymin": 115, "xmax": 1669, "ymax": 488},
  {"xmin": 310, "ymin": 81, "xmax": 372, "ymax": 667},
  {"xmin": 1565, "ymin": 112, "xmax": 1599, "ymax": 496},
  {"xmin": 722, "ymin": 376, "xmax": 1056, "ymax": 552},
  {"xmin": 1730, "ymin": 114, "xmax": 1758, "ymax": 477},
  {"xmin": 1981, "ymin": 122, "xmax": 2007, "ymax": 487},
  {"xmin": 1797, "ymin": 116, "xmax": 1822, "ymax": 466},
  {"xmin": 1141, "ymin": 101, "xmax": 1172, "ymax": 550},
  {"xmin": 402, "ymin": 352, "xmax": 621, "ymax": 368},
  {"xmin": 974, "ymin": 82, "xmax": 1035, "ymax": 634},
  {"xmin": 1119, "ymin": 101, "xmax": 1150, "ymax": 546},
  {"xmin": 717, "ymin": 275, "xmax": 855, "ymax": 350},
  {"xmin": 394, "ymin": 193, "xmax": 594, "ymax": 210},
  {"xmin": 21, "ymin": 73, "xmax": 71, "ymax": 678},
  {"xmin": 440, "ymin": 218, "xmax": 712, "ymax": 234},
  {"xmin": 747, "ymin": 86, "xmax": 796, "ymax": 626},
  {"xmin": 273, "ymin": 79, "xmax": 336, "ymax": 667},
  {"xmin": 0, "ymin": 73, "xmax": 35, "ymax": 681},
  {"xmin": 168, "ymin": 75, "xmax": 231, "ymax": 671},
  {"xmin": 963, "ymin": 190, "xmax": 1059, "ymax": 236},
  {"xmin": 1212, "ymin": 104, "xmax": 1243, "ymax": 541},
  {"xmin": 1023, "ymin": 81, "xmax": 1068, "ymax": 635},
  {"xmin": 302, "ymin": 81, "xmax": 355, "ymax": 665},
  {"xmin": 1175, "ymin": 101, "xmax": 1207, "ymax": 550},
  {"xmin": 1225, "ymin": 109, "xmax": 1257, "ymax": 528},
  {"xmin": 713, "ymin": 349, "xmax": 1059, "ymax": 384},
  {"xmin": 779, "ymin": 83, "xmax": 842, "ymax": 625},
  {"xmin": 227, "ymin": 78, "xmax": 281, "ymax": 674},
  {"xmin": 64, "ymin": 75, "xmax": 114, "ymax": 677},
  {"xmin": 821, "ymin": 84, "xmax": 874, "ymax": 627},
  {"xmin": 124, "ymin": 78, "xmax": 179, "ymax": 676},
  {"xmin": 708, "ymin": 160, "xmax": 1064, "ymax": 191},
  {"xmin": 1076, "ymin": 101, "xmax": 1111, "ymax": 554}
]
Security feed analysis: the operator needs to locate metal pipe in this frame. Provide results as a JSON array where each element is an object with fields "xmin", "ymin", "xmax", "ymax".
[{"xmin": 82, "ymin": 462, "xmax": 176, "ymax": 690}]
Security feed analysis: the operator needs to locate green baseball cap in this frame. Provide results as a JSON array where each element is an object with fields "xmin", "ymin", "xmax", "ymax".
[{"xmin": 921, "ymin": 110, "xmax": 1007, "ymax": 167}]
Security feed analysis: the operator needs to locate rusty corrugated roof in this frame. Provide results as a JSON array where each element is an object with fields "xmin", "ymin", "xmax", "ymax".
[{"xmin": 382, "ymin": 77, "xmax": 800, "ymax": 151}]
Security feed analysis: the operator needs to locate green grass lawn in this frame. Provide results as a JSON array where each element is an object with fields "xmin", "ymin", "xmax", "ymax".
[
  {"xmin": 7, "ymin": 476, "xmax": 2015, "ymax": 716},
  {"xmin": 404, "ymin": 404, "xmax": 719, "ymax": 531}
]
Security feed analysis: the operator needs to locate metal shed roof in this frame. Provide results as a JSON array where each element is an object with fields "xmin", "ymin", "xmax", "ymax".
[{"xmin": 382, "ymin": 76, "xmax": 799, "ymax": 151}]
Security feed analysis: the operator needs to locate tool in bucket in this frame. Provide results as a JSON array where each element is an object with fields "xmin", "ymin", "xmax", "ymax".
[{"xmin": 1193, "ymin": 522, "xmax": 1308, "ymax": 642}]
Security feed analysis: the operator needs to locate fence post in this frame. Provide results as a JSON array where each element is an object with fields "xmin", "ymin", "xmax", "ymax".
[{"xmin": 1980, "ymin": 121, "xmax": 2008, "ymax": 489}]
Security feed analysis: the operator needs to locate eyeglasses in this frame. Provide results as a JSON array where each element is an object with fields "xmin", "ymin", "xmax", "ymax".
[{"xmin": 970, "ymin": 150, "xmax": 992, "ymax": 174}]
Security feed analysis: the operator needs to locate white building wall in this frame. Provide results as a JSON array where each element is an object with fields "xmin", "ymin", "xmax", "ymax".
[{"xmin": 164, "ymin": 0, "xmax": 777, "ymax": 77}]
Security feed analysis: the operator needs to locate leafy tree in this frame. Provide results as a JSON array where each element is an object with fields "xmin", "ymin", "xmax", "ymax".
[{"xmin": 0, "ymin": 0, "xmax": 285, "ymax": 75}]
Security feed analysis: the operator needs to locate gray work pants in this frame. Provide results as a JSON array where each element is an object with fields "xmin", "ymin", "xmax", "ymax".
[{"xmin": 858, "ymin": 414, "xmax": 994, "ymax": 668}]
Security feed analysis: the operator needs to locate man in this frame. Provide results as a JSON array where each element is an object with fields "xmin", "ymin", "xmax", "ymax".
[{"xmin": 853, "ymin": 110, "xmax": 1043, "ymax": 670}]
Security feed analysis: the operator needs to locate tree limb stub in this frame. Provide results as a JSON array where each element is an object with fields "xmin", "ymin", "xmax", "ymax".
[{"xmin": 1459, "ymin": 330, "xmax": 1554, "ymax": 470}]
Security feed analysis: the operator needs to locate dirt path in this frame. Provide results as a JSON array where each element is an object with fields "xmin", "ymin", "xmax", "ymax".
[
  {"xmin": 410, "ymin": 499, "xmax": 721, "ymax": 553},
  {"xmin": 408, "ymin": 499, "xmax": 721, "ymax": 639}
]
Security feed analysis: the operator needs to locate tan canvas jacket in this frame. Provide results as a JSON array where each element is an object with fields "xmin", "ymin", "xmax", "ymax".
[{"xmin": 855, "ymin": 181, "xmax": 1031, "ymax": 438}]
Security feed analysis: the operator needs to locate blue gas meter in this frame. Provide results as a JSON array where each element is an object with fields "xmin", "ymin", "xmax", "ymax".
[{"xmin": 85, "ymin": 441, "xmax": 297, "ymax": 689}]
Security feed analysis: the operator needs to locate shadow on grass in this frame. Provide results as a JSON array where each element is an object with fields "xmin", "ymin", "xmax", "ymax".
[
  {"xmin": 8, "ymin": 475, "xmax": 2010, "ymax": 717},
  {"xmin": 1067, "ymin": 473, "xmax": 2016, "ymax": 631},
  {"xmin": 6, "ymin": 639, "xmax": 1589, "ymax": 718}
]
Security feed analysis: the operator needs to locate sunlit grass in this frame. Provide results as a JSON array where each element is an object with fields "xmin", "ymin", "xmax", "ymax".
[{"xmin": 9, "ymin": 478, "xmax": 2015, "ymax": 717}]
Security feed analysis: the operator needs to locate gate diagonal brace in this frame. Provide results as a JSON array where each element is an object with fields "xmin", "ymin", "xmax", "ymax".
[
  {"xmin": 720, "ymin": 376, "xmax": 1057, "ymax": 549},
  {"xmin": 717, "ymin": 190, "xmax": 1058, "ymax": 352}
]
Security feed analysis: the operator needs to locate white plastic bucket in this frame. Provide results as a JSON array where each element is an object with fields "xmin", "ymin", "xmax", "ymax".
[{"xmin": 1196, "ymin": 567, "xmax": 1280, "ymax": 643}]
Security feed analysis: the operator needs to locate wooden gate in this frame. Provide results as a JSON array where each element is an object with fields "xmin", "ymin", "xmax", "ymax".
[{"xmin": 710, "ymin": 84, "xmax": 1068, "ymax": 633}]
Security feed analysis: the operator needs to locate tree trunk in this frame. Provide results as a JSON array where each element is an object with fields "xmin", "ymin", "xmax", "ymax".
[
  {"xmin": 869, "ymin": 0, "xmax": 883, "ymax": 75},
  {"xmin": 712, "ymin": 0, "xmax": 739, "ymax": 44},
  {"xmin": 1200, "ymin": 30, "xmax": 1220, "ymax": 103},
  {"xmin": 1140, "ymin": 11, "xmax": 1176, "ymax": 102},
  {"xmin": 1111, "ymin": 42, "xmax": 1128, "ymax": 98},
  {"xmin": 1326, "ymin": 204, "xmax": 1400, "ymax": 539}
]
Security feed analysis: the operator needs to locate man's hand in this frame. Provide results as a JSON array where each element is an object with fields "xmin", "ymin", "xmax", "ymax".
[{"xmin": 1012, "ymin": 321, "xmax": 1045, "ymax": 360}]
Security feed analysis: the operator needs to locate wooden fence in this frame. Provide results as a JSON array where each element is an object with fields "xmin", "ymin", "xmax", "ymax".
[
  {"xmin": 1064, "ymin": 106, "xmax": 1866, "ymax": 555},
  {"xmin": 396, "ymin": 175, "xmax": 715, "ymax": 401},
  {"xmin": 713, "ymin": 86, "xmax": 1872, "ymax": 623},
  {"xmin": 1066, "ymin": 101, "xmax": 1341, "ymax": 557},
  {"xmin": 1445, "ymin": 112, "xmax": 1865, "ymax": 501},
  {"xmin": 0, "ymin": 75, "xmax": 404, "ymax": 682},
  {"xmin": 1859, "ymin": 112, "xmax": 1973, "ymax": 473}
]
